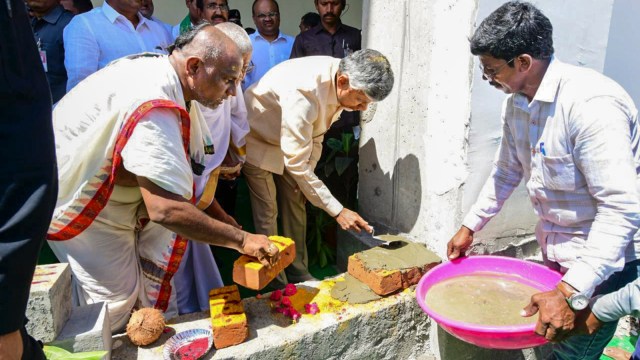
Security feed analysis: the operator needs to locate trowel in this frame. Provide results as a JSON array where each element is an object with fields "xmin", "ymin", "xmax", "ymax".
[{"xmin": 368, "ymin": 227, "xmax": 406, "ymax": 249}]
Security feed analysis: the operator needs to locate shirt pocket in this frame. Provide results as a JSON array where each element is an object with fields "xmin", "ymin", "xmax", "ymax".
[{"xmin": 541, "ymin": 153, "xmax": 585, "ymax": 191}]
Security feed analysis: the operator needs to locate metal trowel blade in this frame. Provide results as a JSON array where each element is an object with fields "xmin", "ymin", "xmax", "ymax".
[{"xmin": 370, "ymin": 228, "xmax": 406, "ymax": 249}]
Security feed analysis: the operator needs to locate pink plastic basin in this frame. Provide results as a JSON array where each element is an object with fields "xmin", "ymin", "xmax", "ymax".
[{"xmin": 416, "ymin": 255, "xmax": 562, "ymax": 349}]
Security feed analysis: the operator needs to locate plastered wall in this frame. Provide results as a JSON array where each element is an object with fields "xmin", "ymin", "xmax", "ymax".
[{"xmin": 360, "ymin": 0, "xmax": 640, "ymax": 260}]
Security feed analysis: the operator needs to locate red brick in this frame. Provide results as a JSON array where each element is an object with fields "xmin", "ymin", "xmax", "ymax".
[
  {"xmin": 233, "ymin": 236, "xmax": 295, "ymax": 290},
  {"xmin": 209, "ymin": 285, "xmax": 248, "ymax": 349},
  {"xmin": 347, "ymin": 254, "xmax": 440, "ymax": 296}
]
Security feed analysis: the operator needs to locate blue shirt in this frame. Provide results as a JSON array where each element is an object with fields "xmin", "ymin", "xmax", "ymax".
[
  {"xmin": 30, "ymin": 5, "xmax": 74, "ymax": 103},
  {"xmin": 243, "ymin": 31, "xmax": 294, "ymax": 91}
]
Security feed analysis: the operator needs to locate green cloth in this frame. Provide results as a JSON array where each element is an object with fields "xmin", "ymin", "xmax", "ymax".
[
  {"xmin": 600, "ymin": 335, "xmax": 638, "ymax": 360},
  {"xmin": 179, "ymin": 14, "xmax": 193, "ymax": 35}
]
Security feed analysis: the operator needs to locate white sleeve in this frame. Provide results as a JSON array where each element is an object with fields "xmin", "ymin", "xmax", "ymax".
[
  {"xmin": 64, "ymin": 15, "xmax": 99, "ymax": 91},
  {"xmin": 121, "ymin": 108, "xmax": 193, "ymax": 199},
  {"xmin": 229, "ymin": 83, "xmax": 249, "ymax": 162}
]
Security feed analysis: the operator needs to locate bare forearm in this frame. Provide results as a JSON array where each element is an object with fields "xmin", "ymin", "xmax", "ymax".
[
  {"xmin": 151, "ymin": 200, "xmax": 245, "ymax": 251},
  {"xmin": 138, "ymin": 177, "xmax": 245, "ymax": 251}
]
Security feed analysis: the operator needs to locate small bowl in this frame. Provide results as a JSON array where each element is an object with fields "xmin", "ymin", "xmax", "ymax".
[
  {"xmin": 163, "ymin": 328, "xmax": 214, "ymax": 360},
  {"xmin": 416, "ymin": 255, "xmax": 562, "ymax": 349}
]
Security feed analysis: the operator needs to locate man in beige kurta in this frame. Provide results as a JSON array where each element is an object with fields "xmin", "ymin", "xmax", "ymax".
[{"xmin": 243, "ymin": 50, "xmax": 394, "ymax": 282}]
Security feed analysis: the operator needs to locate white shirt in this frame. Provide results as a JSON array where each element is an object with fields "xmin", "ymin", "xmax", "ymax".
[
  {"xmin": 243, "ymin": 31, "xmax": 294, "ymax": 91},
  {"xmin": 193, "ymin": 83, "xmax": 249, "ymax": 199},
  {"xmin": 463, "ymin": 58, "xmax": 640, "ymax": 297},
  {"xmin": 63, "ymin": 1, "xmax": 173, "ymax": 91}
]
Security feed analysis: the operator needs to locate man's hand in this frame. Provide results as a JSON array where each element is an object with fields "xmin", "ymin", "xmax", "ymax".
[
  {"xmin": 570, "ymin": 308, "xmax": 603, "ymax": 336},
  {"xmin": 240, "ymin": 233, "xmax": 280, "ymax": 267},
  {"xmin": 219, "ymin": 153, "xmax": 242, "ymax": 180},
  {"xmin": 335, "ymin": 208, "xmax": 372, "ymax": 233},
  {"xmin": 521, "ymin": 287, "xmax": 576, "ymax": 342},
  {"xmin": 0, "ymin": 330, "xmax": 23, "ymax": 360},
  {"xmin": 446, "ymin": 226, "xmax": 474, "ymax": 260}
]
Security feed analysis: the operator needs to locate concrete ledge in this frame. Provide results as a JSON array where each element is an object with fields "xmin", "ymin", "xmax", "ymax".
[
  {"xmin": 50, "ymin": 301, "xmax": 112, "ymax": 359},
  {"xmin": 26, "ymin": 263, "xmax": 72, "ymax": 343},
  {"xmin": 112, "ymin": 278, "xmax": 435, "ymax": 360}
]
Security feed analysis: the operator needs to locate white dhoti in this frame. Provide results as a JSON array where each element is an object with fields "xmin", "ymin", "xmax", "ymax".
[{"xmin": 49, "ymin": 185, "xmax": 181, "ymax": 331}]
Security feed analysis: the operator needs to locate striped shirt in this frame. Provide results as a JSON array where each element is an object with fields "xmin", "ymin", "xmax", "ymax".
[{"xmin": 463, "ymin": 58, "xmax": 640, "ymax": 297}]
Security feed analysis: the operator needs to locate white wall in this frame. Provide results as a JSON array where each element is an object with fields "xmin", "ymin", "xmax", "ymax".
[
  {"xmin": 90, "ymin": 0, "xmax": 363, "ymax": 37},
  {"xmin": 360, "ymin": 0, "xmax": 640, "ymax": 259},
  {"xmin": 604, "ymin": 0, "xmax": 640, "ymax": 106},
  {"xmin": 359, "ymin": 0, "xmax": 477, "ymax": 259}
]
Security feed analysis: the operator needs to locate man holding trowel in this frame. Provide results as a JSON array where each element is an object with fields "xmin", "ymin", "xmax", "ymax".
[{"xmin": 243, "ymin": 49, "xmax": 394, "ymax": 283}]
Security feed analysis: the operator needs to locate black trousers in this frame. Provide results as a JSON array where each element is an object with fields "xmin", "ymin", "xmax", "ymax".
[{"xmin": 0, "ymin": 0, "xmax": 58, "ymax": 357}]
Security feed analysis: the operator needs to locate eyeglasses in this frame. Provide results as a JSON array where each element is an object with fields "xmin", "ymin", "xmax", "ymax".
[
  {"xmin": 254, "ymin": 12, "xmax": 279, "ymax": 19},
  {"xmin": 478, "ymin": 57, "xmax": 515, "ymax": 80},
  {"xmin": 206, "ymin": 3, "xmax": 228, "ymax": 11},
  {"xmin": 243, "ymin": 61, "xmax": 255, "ymax": 74}
]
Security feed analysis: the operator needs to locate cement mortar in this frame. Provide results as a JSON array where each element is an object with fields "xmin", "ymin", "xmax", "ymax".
[
  {"xmin": 354, "ymin": 237, "xmax": 441, "ymax": 271},
  {"xmin": 330, "ymin": 274, "xmax": 382, "ymax": 304}
]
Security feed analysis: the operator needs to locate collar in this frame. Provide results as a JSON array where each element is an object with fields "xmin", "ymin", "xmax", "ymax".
[
  {"xmin": 513, "ymin": 55, "xmax": 560, "ymax": 110},
  {"xmin": 253, "ymin": 31, "xmax": 287, "ymax": 42},
  {"xmin": 531, "ymin": 55, "xmax": 561, "ymax": 103},
  {"xmin": 327, "ymin": 59, "xmax": 342, "ymax": 107},
  {"xmin": 39, "ymin": 5, "xmax": 64, "ymax": 24},
  {"xmin": 311, "ymin": 22, "xmax": 344, "ymax": 35},
  {"xmin": 103, "ymin": 1, "xmax": 145, "ymax": 27}
]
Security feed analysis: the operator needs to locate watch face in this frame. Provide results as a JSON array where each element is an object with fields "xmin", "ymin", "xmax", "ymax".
[{"xmin": 570, "ymin": 294, "xmax": 589, "ymax": 310}]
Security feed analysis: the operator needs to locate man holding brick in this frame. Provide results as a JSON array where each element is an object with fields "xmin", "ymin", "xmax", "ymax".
[
  {"xmin": 243, "ymin": 49, "xmax": 394, "ymax": 283},
  {"xmin": 48, "ymin": 24, "xmax": 279, "ymax": 331}
]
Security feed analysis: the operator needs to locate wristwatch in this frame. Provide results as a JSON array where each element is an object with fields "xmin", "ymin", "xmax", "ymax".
[
  {"xmin": 566, "ymin": 292, "xmax": 589, "ymax": 311},
  {"xmin": 558, "ymin": 281, "xmax": 589, "ymax": 311}
]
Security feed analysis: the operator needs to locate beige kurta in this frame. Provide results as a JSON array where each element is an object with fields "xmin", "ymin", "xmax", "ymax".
[{"xmin": 244, "ymin": 56, "xmax": 345, "ymax": 217}]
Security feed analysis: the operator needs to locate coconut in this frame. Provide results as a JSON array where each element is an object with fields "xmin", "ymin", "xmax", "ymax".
[{"xmin": 126, "ymin": 307, "xmax": 166, "ymax": 346}]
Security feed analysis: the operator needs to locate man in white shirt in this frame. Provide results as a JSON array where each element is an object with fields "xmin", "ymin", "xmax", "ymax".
[
  {"xmin": 49, "ymin": 24, "xmax": 278, "ymax": 331},
  {"xmin": 139, "ymin": 0, "xmax": 172, "ymax": 35},
  {"xmin": 63, "ymin": 0, "xmax": 173, "ymax": 91},
  {"xmin": 242, "ymin": 0, "xmax": 293, "ymax": 91},
  {"xmin": 447, "ymin": 2, "xmax": 640, "ymax": 359},
  {"xmin": 173, "ymin": 22, "xmax": 253, "ymax": 314}
]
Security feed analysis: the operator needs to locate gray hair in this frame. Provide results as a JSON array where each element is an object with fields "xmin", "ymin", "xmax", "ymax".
[
  {"xmin": 338, "ymin": 49, "xmax": 394, "ymax": 102},
  {"xmin": 168, "ymin": 22, "xmax": 223, "ymax": 62},
  {"xmin": 216, "ymin": 22, "xmax": 253, "ymax": 56}
]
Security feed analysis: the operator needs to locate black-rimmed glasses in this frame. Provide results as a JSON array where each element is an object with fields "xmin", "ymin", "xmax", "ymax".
[{"xmin": 479, "ymin": 57, "xmax": 515, "ymax": 80}]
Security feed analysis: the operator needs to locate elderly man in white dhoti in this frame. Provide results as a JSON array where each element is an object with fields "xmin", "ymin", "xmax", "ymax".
[{"xmin": 47, "ymin": 23, "xmax": 279, "ymax": 332}]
